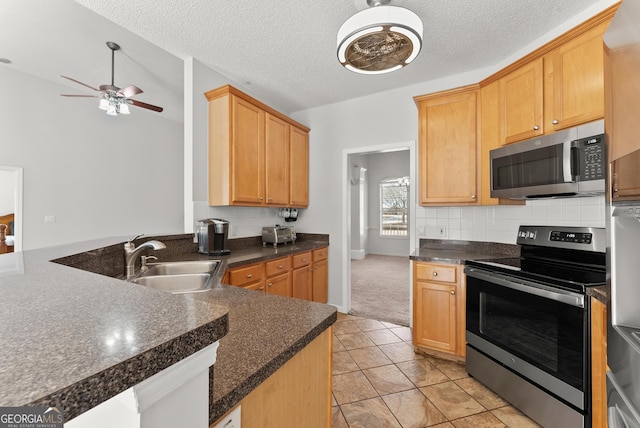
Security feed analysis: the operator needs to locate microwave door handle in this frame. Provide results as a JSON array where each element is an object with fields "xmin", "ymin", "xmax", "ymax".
[{"xmin": 563, "ymin": 141, "xmax": 574, "ymax": 182}]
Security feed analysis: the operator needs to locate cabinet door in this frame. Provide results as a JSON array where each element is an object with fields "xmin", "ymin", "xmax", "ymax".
[
  {"xmin": 545, "ymin": 23, "xmax": 607, "ymax": 132},
  {"xmin": 499, "ymin": 58, "xmax": 544, "ymax": 144},
  {"xmin": 231, "ymin": 96, "xmax": 265, "ymax": 204},
  {"xmin": 418, "ymin": 89, "xmax": 478, "ymax": 204},
  {"xmin": 612, "ymin": 149, "xmax": 640, "ymax": 200},
  {"xmin": 244, "ymin": 281, "xmax": 266, "ymax": 292},
  {"xmin": 290, "ymin": 127, "xmax": 309, "ymax": 208},
  {"xmin": 265, "ymin": 113, "xmax": 290, "ymax": 206},
  {"xmin": 292, "ymin": 266, "xmax": 312, "ymax": 300},
  {"xmin": 266, "ymin": 272, "xmax": 291, "ymax": 297},
  {"xmin": 312, "ymin": 259, "xmax": 328, "ymax": 303},
  {"xmin": 414, "ymin": 281, "xmax": 457, "ymax": 354}
]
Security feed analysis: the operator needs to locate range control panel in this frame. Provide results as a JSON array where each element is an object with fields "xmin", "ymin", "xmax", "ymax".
[
  {"xmin": 516, "ymin": 225, "xmax": 605, "ymax": 252},
  {"xmin": 550, "ymin": 231, "xmax": 592, "ymax": 244}
]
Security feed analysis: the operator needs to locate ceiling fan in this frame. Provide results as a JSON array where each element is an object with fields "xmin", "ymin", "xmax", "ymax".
[{"xmin": 61, "ymin": 41, "xmax": 163, "ymax": 116}]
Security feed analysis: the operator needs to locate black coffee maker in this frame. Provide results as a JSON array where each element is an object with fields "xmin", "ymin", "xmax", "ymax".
[{"xmin": 197, "ymin": 218, "xmax": 231, "ymax": 255}]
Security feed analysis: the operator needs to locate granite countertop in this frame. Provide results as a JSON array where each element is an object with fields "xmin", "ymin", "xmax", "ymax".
[
  {"xmin": 410, "ymin": 239, "xmax": 520, "ymax": 264},
  {"xmin": 0, "ymin": 237, "xmax": 229, "ymax": 421},
  {"xmin": 3, "ymin": 234, "xmax": 336, "ymax": 425}
]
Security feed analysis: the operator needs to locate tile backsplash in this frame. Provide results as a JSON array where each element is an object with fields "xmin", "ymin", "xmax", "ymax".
[
  {"xmin": 194, "ymin": 202, "xmax": 284, "ymax": 238},
  {"xmin": 416, "ymin": 195, "xmax": 605, "ymax": 244}
]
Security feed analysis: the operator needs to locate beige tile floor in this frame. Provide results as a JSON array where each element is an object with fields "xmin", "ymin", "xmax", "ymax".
[{"xmin": 331, "ymin": 313, "xmax": 541, "ymax": 428}]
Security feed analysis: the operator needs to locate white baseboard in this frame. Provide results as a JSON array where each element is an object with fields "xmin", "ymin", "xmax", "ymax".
[{"xmin": 350, "ymin": 249, "xmax": 365, "ymax": 260}]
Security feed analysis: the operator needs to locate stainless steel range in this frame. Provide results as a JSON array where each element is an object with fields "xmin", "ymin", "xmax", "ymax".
[{"xmin": 464, "ymin": 225, "xmax": 606, "ymax": 428}]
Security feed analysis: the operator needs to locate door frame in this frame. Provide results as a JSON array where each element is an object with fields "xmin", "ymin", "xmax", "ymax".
[{"xmin": 342, "ymin": 140, "xmax": 416, "ymax": 326}]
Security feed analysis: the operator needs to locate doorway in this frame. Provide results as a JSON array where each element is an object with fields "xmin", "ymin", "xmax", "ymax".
[
  {"xmin": 0, "ymin": 166, "xmax": 23, "ymax": 252},
  {"xmin": 343, "ymin": 141, "xmax": 416, "ymax": 327}
]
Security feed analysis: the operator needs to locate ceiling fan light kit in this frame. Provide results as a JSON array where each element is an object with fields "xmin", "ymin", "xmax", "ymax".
[
  {"xmin": 337, "ymin": 0, "xmax": 423, "ymax": 74},
  {"xmin": 60, "ymin": 41, "xmax": 163, "ymax": 116}
]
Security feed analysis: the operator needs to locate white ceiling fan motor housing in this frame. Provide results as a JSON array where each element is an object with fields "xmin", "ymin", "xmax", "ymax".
[{"xmin": 337, "ymin": 4, "xmax": 423, "ymax": 74}]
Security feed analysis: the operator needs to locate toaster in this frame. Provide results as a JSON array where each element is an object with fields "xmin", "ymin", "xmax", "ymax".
[{"xmin": 262, "ymin": 225, "xmax": 296, "ymax": 247}]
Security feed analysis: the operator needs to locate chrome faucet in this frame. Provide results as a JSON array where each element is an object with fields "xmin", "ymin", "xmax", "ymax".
[{"xmin": 124, "ymin": 235, "xmax": 166, "ymax": 278}]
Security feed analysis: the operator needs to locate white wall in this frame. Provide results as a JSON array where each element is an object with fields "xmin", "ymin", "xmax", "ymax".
[
  {"xmin": 365, "ymin": 151, "xmax": 410, "ymax": 256},
  {"xmin": 1, "ymin": 66, "xmax": 184, "ymax": 249}
]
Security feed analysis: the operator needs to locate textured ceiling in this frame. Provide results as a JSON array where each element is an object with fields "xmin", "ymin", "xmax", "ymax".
[{"xmin": 1, "ymin": 0, "xmax": 617, "ymax": 122}]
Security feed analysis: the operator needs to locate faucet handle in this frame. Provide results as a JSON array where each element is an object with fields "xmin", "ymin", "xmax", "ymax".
[{"xmin": 128, "ymin": 233, "xmax": 144, "ymax": 243}]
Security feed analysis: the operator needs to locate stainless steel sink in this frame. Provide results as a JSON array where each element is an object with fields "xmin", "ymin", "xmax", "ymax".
[
  {"xmin": 130, "ymin": 273, "xmax": 213, "ymax": 293},
  {"xmin": 140, "ymin": 260, "xmax": 221, "ymax": 277},
  {"xmin": 129, "ymin": 260, "xmax": 221, "ymax": 294}
]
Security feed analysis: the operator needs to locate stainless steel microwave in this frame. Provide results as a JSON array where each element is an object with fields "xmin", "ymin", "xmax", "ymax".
[{"xmin": 490, "ymin": 120, "xmax": 606, "ymax": 199}]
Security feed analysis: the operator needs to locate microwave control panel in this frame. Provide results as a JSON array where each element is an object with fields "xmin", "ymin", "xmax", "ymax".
[{"xmin": 577, "ymin": 135, "xmax": 605, "ymax": 181}]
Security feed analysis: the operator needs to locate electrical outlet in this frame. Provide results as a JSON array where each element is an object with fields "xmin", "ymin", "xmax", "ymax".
[{"xmin": 438, "ymin": 226, "xmax": 446, "ymax": 237}]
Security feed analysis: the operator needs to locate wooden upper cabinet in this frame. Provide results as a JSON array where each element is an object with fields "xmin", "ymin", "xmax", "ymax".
[
  {"xmin": 205, "ymin": 85, "xmax": 310, "ymax": 207},
  {"xmin": 499, "ymin": 58, "xmax": 544, "ymax": 144},
  {"xmin": 416, "ymin": 86, "xmax": 479, "ymax": 205},
  {"xmin": 232, "ymin": 96, "xmax": 265, "ymax": 204},
  {"xmin": 289, "ymin": 126, "xmax": 309, "ymax": 208},
  {"xmin": 265, "ymin": 113, "xmax": 290, "ymax": 206},
  {"xmin": 544, "ymin": 22, "xmax": 608, "ymax": 133}
]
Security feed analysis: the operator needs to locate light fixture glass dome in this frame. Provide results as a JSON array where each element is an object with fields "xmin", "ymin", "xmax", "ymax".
[{"xmin": 337, "ymin": 2, "xmax": 423, "ymax": 74}]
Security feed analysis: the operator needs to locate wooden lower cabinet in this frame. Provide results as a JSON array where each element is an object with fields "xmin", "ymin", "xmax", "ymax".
[
  {"xmin": 312, "ymin": 248, "xmax": 328, "ymax": 303},
  {"xmin": 292, "ymin": 252, "xmax": 312, "ymax": 300},
  {"xmin": 225, "ymin": 248, "xmax": 328, "ymax": 303},
  {"xmin": 591, "ymin": 296, "xmax": 607, "ymax": 428},
  {"xmin": 211, "ymin": 327, "xmax": 333, "ymax": 428},
  {"xmin": 412, "ymin": 261, "xmax": 465, "ymax": 359}
]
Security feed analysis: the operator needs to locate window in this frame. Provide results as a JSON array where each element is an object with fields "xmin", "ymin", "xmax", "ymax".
[{"xmin": 380, "ymin": 177, "xmax": 409, "ymax": 236}]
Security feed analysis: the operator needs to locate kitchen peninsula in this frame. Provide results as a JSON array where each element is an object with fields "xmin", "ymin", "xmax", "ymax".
[{"xmin": 0, "ymin": 234, "xmax": 336, "ymax": 427}]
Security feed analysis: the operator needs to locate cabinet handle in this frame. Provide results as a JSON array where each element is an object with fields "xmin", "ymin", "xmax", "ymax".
[
  {"xmin": 451, "ymin": 290, "xmax": 455, "ymax": 295},
  {"xmin": 552, "ymin": 119, "xmax": 559, "ymax": 125},
  {"xmin": 259, "ymin": 197, "xmax": 264, "ymax": 201},
  {"xmin": 432, "ymin": 271, "xmax": 438, "ymax": 277},
  {"xmin": 259, "ymin": 286, "xmax": 264, "ymax": 291},
  {"xmin": 268, "ymin": 282, "xmax": 273, "ymax": 287},
  {"xmin": 278, "ymin": 265, "xmax": 283, "ymax": 269},
  {"xmin": 247, "ymin": 274, "xmax": 253, "ymax": 278},
  {"xmin": 302, "ymin": 258, "xmax": 307, "ymax": 262},
  {"xmin": 533, "ymin": 125, "xmax": 539, "ymax": 130},
  {"xmin": 268, "ymin": 198, "xmax": 272, "ymax": 201},
  {"xmin": 471, "ymin": 195, "xmax": 476, "ymax": 199}
]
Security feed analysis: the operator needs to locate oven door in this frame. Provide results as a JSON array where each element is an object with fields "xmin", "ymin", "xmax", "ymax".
[{"xmin": 465, "ymin": 267, "xmax": 587, "ymax": 411}]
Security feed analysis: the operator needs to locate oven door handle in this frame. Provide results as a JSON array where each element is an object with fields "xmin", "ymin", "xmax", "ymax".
[{"xmin": 465, "ymin": 267, "xmax": 585, "ymax": 308}]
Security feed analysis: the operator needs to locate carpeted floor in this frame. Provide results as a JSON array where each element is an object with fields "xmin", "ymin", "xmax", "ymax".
[{"xmin": 350, "ymin": 254, "xmax": 410, "ymax": 326}]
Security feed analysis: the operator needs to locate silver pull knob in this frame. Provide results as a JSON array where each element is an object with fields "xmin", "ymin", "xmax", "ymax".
[
  {"xmin": 278, "ymin": 265, "xmax": 283, "ymax": 269},
  {"xmin": 552, "ymin": 119, "xmax": 559, "ymax": 125},
  {"xmin": 268, "ymin": 198, "xmax": 272, "ymax": 201},
  {"xmin": 451, "ymin": 290, "xmax": 455, "ymax": 295},
  {"xmin": 247, "ymin": 274, "xmax": 253, "ymax": 278},
  {"xmin": 471, "ymin": 195, "xmax": 476, "ymax": 199},
  {"xmin": 432, "ymin": 271, "xmax": 438, "ymax": 277},
  {"xmin": 533, "ymin": 125, "xmax": 539, "ymax": 130},
  {"xmin": 259, "ymin": 286, "xmax": 264, "ymax": 291},
  {"xmin": 268, "ymin": 282, "xmax": 273, "ymax": 287}
]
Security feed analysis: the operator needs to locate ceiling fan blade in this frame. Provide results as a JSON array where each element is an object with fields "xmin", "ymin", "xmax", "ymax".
[
  {"xmin": 60, "ymin": 94, "xmax": 99, "ymax": 98},
  {"xmin": 117, "ymin": 85, "xmax": 143, "ymax": 98},
  {"xmin": 61, "ymin": 75, "xmax": 100, "ymax": 92},
  {"xmin": 128, "ymin": 99, "xmax": 163, "ymax": 113}
]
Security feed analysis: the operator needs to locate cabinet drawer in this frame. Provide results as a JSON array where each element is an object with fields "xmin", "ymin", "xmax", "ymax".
[
  {"xmin": 415, "ymin": 262, "xmax": 457, "ymax": 283},
  {"xmin": 266, "ymin": 257, "xmax": 291, "ymax": 277},
  {"xmin": 313, "ymin": 247, "xmax": 328, "ymax": 261},
  {"xmin": 229, "ymin": 263, "xmax": 265, "ymax": 286},
  {"xmin": 292, "ymin": 252, "xmax": 312, "ymax": 268}
]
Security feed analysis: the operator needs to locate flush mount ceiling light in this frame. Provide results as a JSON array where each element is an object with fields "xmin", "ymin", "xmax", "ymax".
[{"xmin": 337, "ymin": 0, "xmax": 423, "ymax": 74}]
